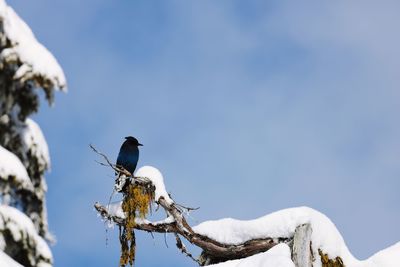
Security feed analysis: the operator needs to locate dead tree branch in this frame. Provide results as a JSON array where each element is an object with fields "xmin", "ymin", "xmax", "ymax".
[
  {"xmin": 93, "ymin": 146, "xmax": 346, "ymax": 267},
  {"xmin": 292, "ymin": 224, "xmax": 313, "ymax": 267},
  {"xmin": 174, "ymin": 233, "xmax": 201, "ymax": 264},
  {"xmin": 95, "ymin": 196, "xmax": 286, "ymax": 265}
]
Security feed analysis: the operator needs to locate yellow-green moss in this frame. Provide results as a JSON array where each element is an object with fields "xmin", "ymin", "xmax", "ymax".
[
  {"xmin": 119, "ymin": 184, "xmax": 154, "ymax": 266},
  {"xmin": 319, "ymin": 249, "xmax": 345, "ymax": 267}
]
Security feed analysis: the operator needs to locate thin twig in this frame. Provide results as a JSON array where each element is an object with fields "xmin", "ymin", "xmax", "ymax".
[
  {"xmin": 174, "ymin": 233, "xmax": 201, "ymax": 264},
  {"xmin": 89, "ymin": 144, "xmax": 131, "ymax": 177},
  {"xmin": 175, "ymin": 203, "xmax": 200, "ymax": 212}
]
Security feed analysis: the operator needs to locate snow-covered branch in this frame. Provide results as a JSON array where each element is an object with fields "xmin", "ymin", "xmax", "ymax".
[
  {"xmin": 0, "ymin": 205, "xmax": 52, "ymax": 267},
  {"xmin": 0, "ymin": 0, "xmax": 66, "ymax": 245},
  {"xmin": 93, "ymin": 164, "xmax": 285, "ymax": 267},
  {"xmin": 93, "ymin": 149, "xmax": 400, "ymax": 267},
  {"xmin": 95, "ymin": 196, "xmax": 283, "ymax": 266},
  {"xmin": 0, "ymin": 1, "xmax": 66, "ymax": 266}
]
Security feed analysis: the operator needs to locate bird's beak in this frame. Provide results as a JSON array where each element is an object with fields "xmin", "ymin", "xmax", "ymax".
[{"xmin": 138, "ymin": 143, "xmax": 143, "ymax": 146}]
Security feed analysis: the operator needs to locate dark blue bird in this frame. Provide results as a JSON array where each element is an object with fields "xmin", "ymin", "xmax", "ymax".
[{"xmin": 116, "ymin": 136, "xmax": 143, "ymax": 176}]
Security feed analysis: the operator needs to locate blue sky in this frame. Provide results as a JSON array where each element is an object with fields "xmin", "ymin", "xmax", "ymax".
[{"xmin": 7, "ymin": 0, "xmax": 400, "ymax": 266}]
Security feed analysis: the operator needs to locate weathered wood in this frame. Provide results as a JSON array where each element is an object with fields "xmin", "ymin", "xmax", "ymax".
[
  {"xmin": 93, "ymin": 147, "xmax": 339, "ymax": 266},
  {"xmin": 292, "ymin": 223, "xmax": 313, "ymax": 267},
  {"xmin": 95, "ymin": 183, "xmax": 349, "ymax": 267},
  {"xmin": 95, "ymin": 198, "xmax": 288, "ymax": 265}
]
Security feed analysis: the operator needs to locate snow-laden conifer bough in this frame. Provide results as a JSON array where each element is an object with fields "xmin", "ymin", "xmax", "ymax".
[
  {"xmin": 1, "ymin": 0, "xmax": 67, "ymax": 266},
  {"xmin": 92, "ymin": 146, "xmax": 400, "ymax": 267}
]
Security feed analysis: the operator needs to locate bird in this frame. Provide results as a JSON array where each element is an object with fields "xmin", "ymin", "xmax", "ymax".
[{"xmin": 116, "ymin": 136, "xmax": 143, "ymax": 177}]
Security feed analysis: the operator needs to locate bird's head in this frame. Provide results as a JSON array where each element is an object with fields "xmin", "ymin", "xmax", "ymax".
[{"xmin": 125, "ymin": 136, "xmax": 143, "ymax": 146}]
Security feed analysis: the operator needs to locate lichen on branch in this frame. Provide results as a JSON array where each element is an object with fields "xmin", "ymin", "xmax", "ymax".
[
  {"xmin": 119, "ymin": 182, "xmax": 154, "ymax": 267},
  {"xmin": 319, "ymin": 249, "xmax": 345, "ymax": 267}
]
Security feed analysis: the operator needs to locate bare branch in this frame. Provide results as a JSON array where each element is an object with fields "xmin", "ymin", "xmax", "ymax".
[
  {"xmin": 89, "ymin": 144, "xmax": 131, "ymax": 177},
  {"xmin": 95, "ymin": 198, "xmax": 286, "ymax": 265},
  {"xmin": 95, "ymin": 202, "xmax": 125, "ymax": 225},
  {"xmin": 175, "ymin": 202, "xmax": 200, "ymax": 212},
  {"xmin": 94, "ymin": 202, "xmax": 178, "ymax": 233},
  {"xmin": 174, "ymin": 233, "xmax": 201, "ymax": 264}
]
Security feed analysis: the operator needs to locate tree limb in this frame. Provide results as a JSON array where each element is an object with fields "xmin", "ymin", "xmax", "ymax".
[
  {"xmin": 94, "ymin": 197, "xmax": 287, "ymax": 265},
  {"xmin": 92, "ymin": 147, "xmax": 349, "ymax": 267},
  {"xmin": 92, "ymin": 146, "xmax": 288, "ymax": 265}
]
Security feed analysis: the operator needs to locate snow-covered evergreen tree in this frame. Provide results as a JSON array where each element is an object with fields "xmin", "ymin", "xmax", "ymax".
[{"xmin": 0, "ymin": 0, "xmax": 66, "ymax": 266}]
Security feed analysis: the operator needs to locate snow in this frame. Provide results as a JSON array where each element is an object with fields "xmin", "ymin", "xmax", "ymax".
[
  {"xmin": 107, "ymin": 166, "xmax": 174, "ymax": 226},
  {"xmin": 209, "ymin": 243, "xmax": 295, "ymax": 267},
  {"xmin": 0, "ymin": 145, "xmax": 34, "ymax": 191},
  {"xmin": 19, "ymin": 118, "xmax": 51, "ymax": 170},
  {"xmin": 107, "ymin": 201, "xmax": 175, "ymax": 225},
  {"xmin": 0, "ymin": 205, "xmax": 52, "ymax": 265},
  {"xmin": 0, "ymin": 250, "xmax": 23, "ymax": 267},
  {"xmin": 365, "ymin": 242, "xmax": 400, "ymax": 267},
  {"xmin": 135, "ymin": 166, "xmax": 173, "ymax": 204},
  {"xmin": 102, "ymin": 169, "xmax": 400, "ymax": 267},
  {"xmin": 0, "ymin": 0, "xmax": 66, "ymax": 90},
  {"xmin": 193, "ymin": 206, "xmax": 400, "ymax": 267},
  {"xmin": 194, "ymin": 207, "xmax": 340, "ymax": 247},
  {"xmin": 107, "ymin": 201, "xmax": 125, "ymax": 219},
  {"xmin": 100, "ymin": 167, "xmax": 175, "ymax": 228}
]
